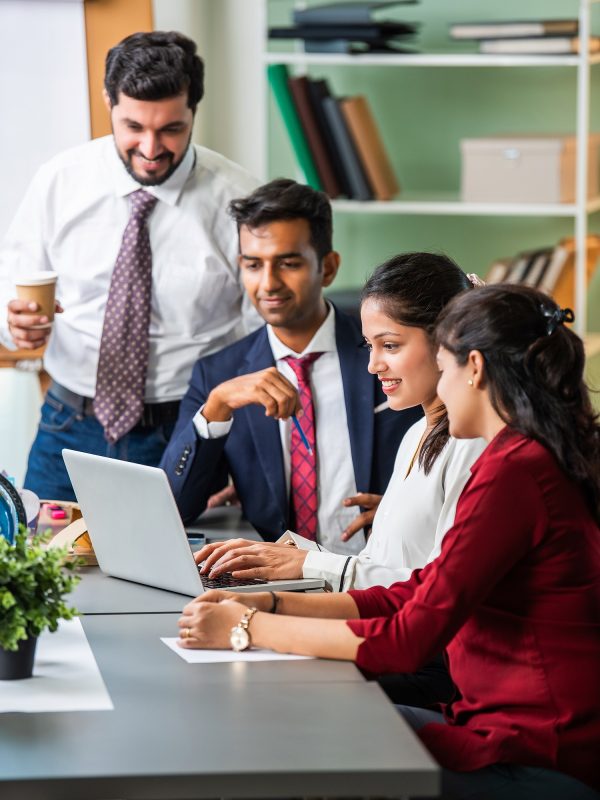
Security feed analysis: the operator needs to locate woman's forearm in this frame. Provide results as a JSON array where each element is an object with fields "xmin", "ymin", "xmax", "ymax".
[
  {"xmin": 274, "ymin": 590, "xmax": 360, "ymax": 619},
  {"xmin": 251, "ymin": 612, "xmax": 364, "ymax": 660}
]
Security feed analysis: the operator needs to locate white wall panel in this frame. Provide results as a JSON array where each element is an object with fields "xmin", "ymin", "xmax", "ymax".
[
  {"xmin": 0, "ymin": 0, "xmax": 89, "ymax": 486},
  {"xmin": 0, "ymin": 0, "xmax": 90, "ymax": 238}
]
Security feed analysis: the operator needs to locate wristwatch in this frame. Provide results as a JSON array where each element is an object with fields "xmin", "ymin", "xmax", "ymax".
[{"xmin": 230, "ymin": 607, "xmax": 258, "ymax": 652}]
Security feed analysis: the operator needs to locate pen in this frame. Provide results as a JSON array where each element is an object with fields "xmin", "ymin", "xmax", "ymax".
[{"xmin": 291, "ymin": 414, "xmax": 313, "ymax": 456}]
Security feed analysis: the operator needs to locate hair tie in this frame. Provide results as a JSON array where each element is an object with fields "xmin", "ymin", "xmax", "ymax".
[
  {"xmin": 542, "ymin": 305, "xmax": 575, "ymax": 335},
  {"xmin": 466, "ymin": 273, "xmax": 486, "ymax": 288}
]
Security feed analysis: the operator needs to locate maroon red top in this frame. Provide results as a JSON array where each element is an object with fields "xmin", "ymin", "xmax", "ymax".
[{"xmin": 347, "ymin": 427, "xmax": 600, "ymax": 790}]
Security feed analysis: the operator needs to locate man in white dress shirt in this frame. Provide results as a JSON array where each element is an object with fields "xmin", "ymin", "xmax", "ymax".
[
  {"xmin": 0, "ymin": 31, "xmax": 259, "ymax": 500},
  {"xmin": 161, "ymin": 179, "xmax": 420, "ymax": 548}
]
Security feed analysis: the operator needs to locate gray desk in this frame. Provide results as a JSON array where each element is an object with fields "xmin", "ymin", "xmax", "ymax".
[
  {"xmin": 1, "ymin": 510, "xmax": 439, "ymax": 799},
  {"xmin": 71, "ymin": 567, "xmax": 192, "ymax": 614},
  {"xmin": 0, "ymin": 613, "xmax": 439, "ymax": 799}
]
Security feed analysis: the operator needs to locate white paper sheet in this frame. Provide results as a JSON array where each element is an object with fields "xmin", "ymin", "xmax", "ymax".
[
  {"xmin": 161, "ymin": 637, "xmax": 314, "ymax": 663},
  {"xmin": 0, "ymin": 618, "xmax": 113, "ymax": 713}
]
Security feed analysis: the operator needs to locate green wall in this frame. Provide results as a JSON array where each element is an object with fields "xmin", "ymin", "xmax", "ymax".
[{"xmin": 267, "ymin": 0, "xmax": 600, "ymax": 330}]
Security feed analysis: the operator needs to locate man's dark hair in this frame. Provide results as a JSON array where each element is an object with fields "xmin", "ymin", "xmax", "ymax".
[
  {"xmin": 228, "ymin": 179, "xmax": 333, "ymax": 262},
  {"xmin": 104, "ymin": 31, "xmax": 204, "ymax": 112}
]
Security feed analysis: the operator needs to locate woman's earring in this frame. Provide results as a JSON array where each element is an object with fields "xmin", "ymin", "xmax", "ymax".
[{"xmin": 467, "ymin": 379, "xmax": 474, "ymax": 386}]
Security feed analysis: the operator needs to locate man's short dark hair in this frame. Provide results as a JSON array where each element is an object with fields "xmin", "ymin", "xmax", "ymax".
[
  {"xmin": 228, "ymin": 179, "xmax": 333, "ymax": 262},
  {"xmin": 104, "ymin": 31, "xmax": 204, "ymax": 112}
]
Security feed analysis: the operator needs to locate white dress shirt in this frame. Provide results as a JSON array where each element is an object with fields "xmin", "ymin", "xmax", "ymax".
[
  {"xmin": 302, "ymin": 417, "xmax": 488, "ymax": 590},
  {"xmin": 193, "ymin": 304, "xmax": 363, "ymax": 555},
  {"xmin": 0, "ymin": 136, "xmax": 260, "ymax": 401}
]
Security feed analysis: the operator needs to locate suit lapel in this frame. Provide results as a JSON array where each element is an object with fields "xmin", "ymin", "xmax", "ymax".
[
  {"xmin": 334, "ymin": 308, "xmax": 374, "ymax": 493},
  {"xmin": 239, "ymin": 329, "xmax": 288, "ymax": 517}
]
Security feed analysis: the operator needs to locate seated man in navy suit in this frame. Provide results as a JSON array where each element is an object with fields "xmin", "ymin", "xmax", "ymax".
[{"xmin": 161, "ymin": 179, "xmax": 420, "ymax": 560}]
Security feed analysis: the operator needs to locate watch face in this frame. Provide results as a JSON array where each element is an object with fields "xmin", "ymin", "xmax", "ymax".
[{"xmin": 230, "ymin": 625, "xmax": 250, "ymax": 652}]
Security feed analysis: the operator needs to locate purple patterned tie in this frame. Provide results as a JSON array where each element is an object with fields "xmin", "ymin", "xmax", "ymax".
[
  {"xmin": 284, "ymin": 352, "xmax": 323, "ymax": 541},
  {"xmin": 94, "ymin": 189, "xmax": 158, "ymax": 444}
]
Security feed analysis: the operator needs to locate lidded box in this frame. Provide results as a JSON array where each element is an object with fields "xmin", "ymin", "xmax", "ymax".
[{"xmin": 461, "ymin": 134, "xmax": 600, "ymax": 204}]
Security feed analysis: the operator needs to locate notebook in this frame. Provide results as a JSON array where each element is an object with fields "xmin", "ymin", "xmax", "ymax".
[{"xmin": 62, "ymin": 450, "xmax": 325, "ymax": 597}]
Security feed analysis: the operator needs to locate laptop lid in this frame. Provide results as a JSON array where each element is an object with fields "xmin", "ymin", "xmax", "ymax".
[{"xmin": 62, "ymin": 450, "xmax": 324, "ymax": 596}]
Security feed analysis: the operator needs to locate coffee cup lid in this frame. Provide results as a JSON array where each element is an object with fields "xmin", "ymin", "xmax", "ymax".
[{"xmin": 15, "ymin": 271, "xmax": 58, "ymax": 287}]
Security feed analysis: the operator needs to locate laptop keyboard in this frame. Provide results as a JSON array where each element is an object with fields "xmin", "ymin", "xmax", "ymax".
[{"xmin": 199, "ymin": 570, "xmax": 268, "ymax": 589}]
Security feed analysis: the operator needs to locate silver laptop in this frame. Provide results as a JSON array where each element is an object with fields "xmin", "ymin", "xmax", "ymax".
[{"xmin": 63, "ymin": 449, "xmax": 324, "ymax": 596}]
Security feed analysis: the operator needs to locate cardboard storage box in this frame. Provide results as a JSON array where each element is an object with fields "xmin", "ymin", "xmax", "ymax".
[{"xmin": 461, "ymin": 134, "xmax": 600, "ymax": 204}]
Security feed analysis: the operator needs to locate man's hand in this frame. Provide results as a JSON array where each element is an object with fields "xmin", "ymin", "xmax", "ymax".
[
  {"xmin": 206, "ymin": 484, "xmax": 240, "ymax": 509},
  {"xmin": 194, "ymin": 538, "xmax": 308, "ymax": 581},
  {"xmin": 7, "ymin": 298, "xmax": 63, "ymax": 349},
  {"xmin": 340, "ymin": 493, "xmax": 382, "ymax": 542},
  {"xmin": 203, "ymin": 367, "xmax": 300, "ymax": 422}
]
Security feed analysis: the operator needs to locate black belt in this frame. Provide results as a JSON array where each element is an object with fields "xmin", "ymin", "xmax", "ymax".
[{"xmin": 48, "ymin": 381, "xmax": 181, "ymax": 429}]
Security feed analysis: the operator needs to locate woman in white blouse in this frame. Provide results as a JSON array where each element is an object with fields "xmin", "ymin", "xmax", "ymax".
[
  {"xmin": 192, "ymin": 252, "xmax": 486, "ymax": 708},
  {"xmin": 195, "ymin": 252, "xmax": 485, "ymax": 593}
]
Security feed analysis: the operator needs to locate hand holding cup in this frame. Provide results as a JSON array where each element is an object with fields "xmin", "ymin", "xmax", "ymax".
[{"xmin": 8, "ymin": 271, "xmax": 61, "ymax": 349}]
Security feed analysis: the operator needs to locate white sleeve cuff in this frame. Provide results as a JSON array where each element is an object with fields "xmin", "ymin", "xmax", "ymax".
[
  {"xmin": 0, "ymin": 326, "xmax": 17, "ymax": 350},
  {"xmin": 303, "ymin": 550, "xmax": 356, "ymax": 593},
  {"xmin": 193, "ymin": 405, "xmax": 233, "ymax": 439}
]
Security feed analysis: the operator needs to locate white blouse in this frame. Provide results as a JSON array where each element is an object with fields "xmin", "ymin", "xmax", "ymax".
[{"xmin": 302, "ymin": 417, "xmax": 487, "ymax": 591}]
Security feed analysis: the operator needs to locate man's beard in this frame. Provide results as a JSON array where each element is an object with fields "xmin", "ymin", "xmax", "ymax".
[{"xmin": 115, "ymin": 133, "xmax": 192, "ymax": 186}]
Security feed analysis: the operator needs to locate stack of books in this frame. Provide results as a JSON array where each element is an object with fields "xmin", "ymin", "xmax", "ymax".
[
  {"xmin": 485, "ymin": 235, "xmax": 600, "ymax": 310},
  {"xmin": 269, "ymin": 1, "xmax": 419, "ymax": 55},
  {"xmin": 268, "ymin": 64, "xmax": 399, "ymax": 201},
  {"xmin": 449, "ymin": 19, "xmax": 600, "ymax": 56}
]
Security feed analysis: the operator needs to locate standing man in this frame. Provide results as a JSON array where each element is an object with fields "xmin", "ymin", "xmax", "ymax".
[
  {"xmin": 0, "ymin": 32, "xmax": 259, "ymax": 500},
  {"xmin": 161, "ymin": 179, "xmax": 421, "ymax": 551}
]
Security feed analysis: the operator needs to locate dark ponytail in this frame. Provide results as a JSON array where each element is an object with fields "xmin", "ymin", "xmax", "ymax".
[
  {"xmin": 361, "ymin": 252, "xmax": 472, "ymax": 474},
  {"xmin": 436, "ymin": 284, "xmax": 600, "ymax": 523}
]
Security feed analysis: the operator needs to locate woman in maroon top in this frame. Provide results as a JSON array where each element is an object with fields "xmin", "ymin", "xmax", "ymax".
[{"xmin": 178, "ymin": 285, "xmax": 600, "ymax": 798}]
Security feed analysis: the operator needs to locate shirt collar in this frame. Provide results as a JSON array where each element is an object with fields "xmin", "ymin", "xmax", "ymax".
[
  {"xmin": 108, "ymin": 139, "xmax": 195, "ymax": 207},
  {"xmin": 268, "ymin": 302, "xmax": 337, "ymax": 361}
]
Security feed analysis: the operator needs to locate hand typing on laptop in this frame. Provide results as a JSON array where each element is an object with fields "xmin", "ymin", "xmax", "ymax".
[
  {"xmin": 195, "ymin": 539, "xmax": 308, "ymax": 581},
  {"xmin": 193, "ymin": 490, "xmax": 382, "ymax": 581}
]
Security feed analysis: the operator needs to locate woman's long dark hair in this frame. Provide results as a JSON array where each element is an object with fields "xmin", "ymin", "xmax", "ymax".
[
  {"xmin": 361, "ymin": 252, "xmax": 472, "ymax": 474},
  {"xmin": 436, "ymin": 284, "xmax": 600, "ymax": 523}
]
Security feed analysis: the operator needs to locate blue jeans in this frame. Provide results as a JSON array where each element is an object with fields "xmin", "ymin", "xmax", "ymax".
[
  {"xmin": 396, "ymin": 706, "xmax": 600, "ymax": 800},
  {"xmin": 24, "ymin": 389, "xmax": 176, "ymax": 501}
]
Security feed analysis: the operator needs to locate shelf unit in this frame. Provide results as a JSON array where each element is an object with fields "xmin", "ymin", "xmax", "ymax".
[{"xmin": 263, "ymin": 0, "xmax": 600, "ymax": 335}]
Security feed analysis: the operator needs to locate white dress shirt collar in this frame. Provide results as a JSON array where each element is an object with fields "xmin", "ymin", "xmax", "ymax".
[
  {"xmin": 107, "ymin": 139, "xmax": 195, "ymax": 207},
  {"xmin": 266, "ymin": 302, "xmax": 336, "ymax": 361}
]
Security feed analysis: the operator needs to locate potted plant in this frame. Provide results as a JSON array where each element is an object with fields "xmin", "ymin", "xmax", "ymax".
[{"xmin": 0, "ymin": 528, "xmax": 80, "ymax": 680}]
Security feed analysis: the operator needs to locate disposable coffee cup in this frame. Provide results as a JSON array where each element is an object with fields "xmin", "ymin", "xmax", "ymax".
[{"xmin": 15, "ymin": 271, "xmax": 58, "ymax": 329}]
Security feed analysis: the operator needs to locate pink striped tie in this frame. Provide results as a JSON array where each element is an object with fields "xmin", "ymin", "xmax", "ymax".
[{"xmin": 284, "ymin": 352, "xmax": 323, "ymax": 541}]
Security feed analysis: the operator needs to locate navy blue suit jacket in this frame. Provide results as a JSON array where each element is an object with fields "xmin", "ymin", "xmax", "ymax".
[{"xmin": 161, "ymin": 307, "xmax": 422, "ymax": 540}]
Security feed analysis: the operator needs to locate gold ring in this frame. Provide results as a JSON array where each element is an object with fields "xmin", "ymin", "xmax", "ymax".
[{"xmin": 182, "ymin": 627, "xmax": 191, "ymax": 640}]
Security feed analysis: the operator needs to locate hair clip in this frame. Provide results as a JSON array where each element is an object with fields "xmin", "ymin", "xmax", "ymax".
[
  {"xmin": 466, "ymin": 273, "xmax": 486, "ymax": 288},
  {"xmin": 542, "ymin": 305, "xmax": 575, "ymax": 335}
]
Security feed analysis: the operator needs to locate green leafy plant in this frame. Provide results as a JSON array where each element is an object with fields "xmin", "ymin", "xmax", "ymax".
[{"xmin": 0, "ymin": 527, "xmax": 81, "ymax": 651}]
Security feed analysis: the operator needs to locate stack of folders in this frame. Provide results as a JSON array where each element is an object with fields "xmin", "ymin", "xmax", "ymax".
[
  {"xmin": 449, "ymin": 18, "xmax": 600, "ymax": 55},
  {"xmin": 485, "ymin": 235, "xmax": 600, "ymax": 310},
  {"xmin": 269, "ymin": 1, "xmax": 419, "ymax": 55},
  {"xmin": 268, "ymin": 64, "xmax": 399, "ymax": 201}
]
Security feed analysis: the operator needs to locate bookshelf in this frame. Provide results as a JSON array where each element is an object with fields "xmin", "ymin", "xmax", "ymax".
[{"xmin": 262, "ymin": 0, "xmax": 600, "ymax": 336}]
